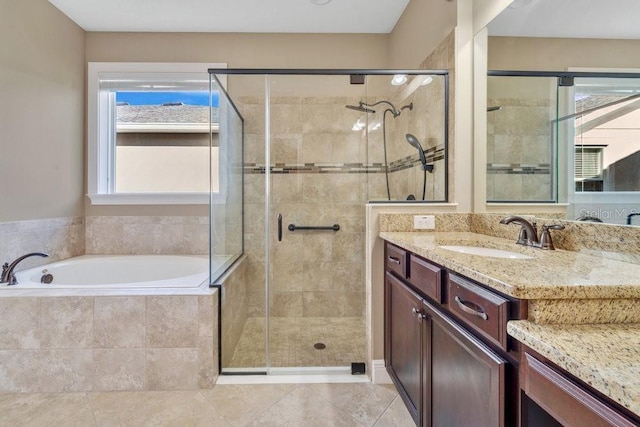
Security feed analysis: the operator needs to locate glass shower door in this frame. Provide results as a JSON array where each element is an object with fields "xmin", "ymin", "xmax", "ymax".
[{"xmin": 266, "ymin": 74, "xmax": 369, "ymax": 372}]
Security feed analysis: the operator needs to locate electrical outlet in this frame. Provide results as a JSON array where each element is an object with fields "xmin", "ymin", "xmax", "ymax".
[{"xmin": 414, "ymin": 215, "xmax": 435, "ymax": 230}]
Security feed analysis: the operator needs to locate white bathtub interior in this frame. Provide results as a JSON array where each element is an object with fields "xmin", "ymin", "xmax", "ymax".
[{"xmin": 10, "ymin": 254, "xmax": 232, "ymax": 289}]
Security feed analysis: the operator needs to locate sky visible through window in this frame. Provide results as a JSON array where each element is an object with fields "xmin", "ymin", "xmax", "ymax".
[{"xmin": 116, "ymin": 91, "xmax": 219, "ymax": 106}]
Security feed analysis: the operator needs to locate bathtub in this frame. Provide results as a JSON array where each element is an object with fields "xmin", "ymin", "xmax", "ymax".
[{"xmin": 9, "ymin": 254, "xmax": 213, "ymax": 289}]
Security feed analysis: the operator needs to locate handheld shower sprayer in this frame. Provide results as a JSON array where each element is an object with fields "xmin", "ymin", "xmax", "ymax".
[
  {"xmin": 405, "ymin": 134, "xmax": 432, "ymax": 172},
  {"xmin": 405, "ymin": 134, "xmax": 433, "ymax": 201}
]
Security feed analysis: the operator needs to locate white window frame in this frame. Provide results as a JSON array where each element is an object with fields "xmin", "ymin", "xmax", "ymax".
[{"xmin": 87, "ymin": 62, "xmax": 226, "ymax": 205}]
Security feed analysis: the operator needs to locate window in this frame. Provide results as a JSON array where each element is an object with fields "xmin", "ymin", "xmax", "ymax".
[
  {"xmin": 575, "ymin": 145, "xmax": 604, "ymax": 192},
  {"xmin": 88, "ymin": 62, "xmax": 226, "ymax": 204}
]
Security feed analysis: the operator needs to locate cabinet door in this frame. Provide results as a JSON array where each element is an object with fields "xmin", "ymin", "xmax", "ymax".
[
  {"xmin": 385, "ymin": 271, "xmax": 424, "ymax": 425},
  {"xmin": 424, "ymin": 300, "xmax": 506, "ymax": 427}
]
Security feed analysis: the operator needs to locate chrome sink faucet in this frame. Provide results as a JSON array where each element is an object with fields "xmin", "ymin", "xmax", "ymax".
[
  {"xmin": 1, "ymin": 252, "xmax": 49, "ymax": 285},
  {"xmin": 499, "ymin": 216, "xmax": 564, "ymax": 250}
]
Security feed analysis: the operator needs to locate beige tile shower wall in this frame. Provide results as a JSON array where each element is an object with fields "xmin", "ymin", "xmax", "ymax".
[
  {"xmin": 486, "ymin": 90, "xmax": 554, "ymax": 201},
  {"xmin": 379, "ymin": 31, "xmax": 455, "ymax": 201},
  {"xmin": 85, "ymin": 216, "xmax": 208, "ymax": 254},
  {"xmin": 0, "ymin": 292, "xmax": 219, "ymax": 392},
  {"xmin": 241, "ymin": 95, "xmax": 366, "ymax": 319},
  {"xmin": 0, "ymin": 217, "xmax": 84, "ymax": 270},
  {"xmin": 220, "ymin": 256, "xmax": 249, "ymax": 368}
]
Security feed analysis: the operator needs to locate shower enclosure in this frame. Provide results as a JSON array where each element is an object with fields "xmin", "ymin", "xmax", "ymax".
[
  {"xmin": 211, "ymin": 70, "xmax": 449, "ymax": 375},
  {"xmin": 210, "ymin": 77, "xmax": 244, "ymax": 284}
]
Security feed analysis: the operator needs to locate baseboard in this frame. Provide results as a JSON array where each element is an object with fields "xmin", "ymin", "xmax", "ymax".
[{"xmin": 371, "ymin": 359, "xmax": 392, "ymax": 384}]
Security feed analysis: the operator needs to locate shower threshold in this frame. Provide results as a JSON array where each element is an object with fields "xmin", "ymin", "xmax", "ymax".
[{"xmin": 218, "ymin": 366, "xmax": 370, "ymax": 384}]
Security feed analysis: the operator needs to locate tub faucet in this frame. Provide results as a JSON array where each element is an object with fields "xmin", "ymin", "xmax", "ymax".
[
  {"xmin": 1, "ymin": 252, "xmax": 49, "ymax": 286},
  {"xmin": 499, "ymin": 216, "xmax": 565, "ymax": 250}
]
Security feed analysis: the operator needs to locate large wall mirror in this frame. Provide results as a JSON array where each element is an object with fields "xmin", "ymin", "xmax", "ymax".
[{"xmin": 477, "ymin": 0, "xmax": 640, "ymax": 225}]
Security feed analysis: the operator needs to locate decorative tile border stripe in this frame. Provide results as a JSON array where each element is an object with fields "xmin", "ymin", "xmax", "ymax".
[
  {"xmin": 388, "ymin": 146, "xmax": 445, "ymax": 173},
  {"xmin": 242, "ymin": 144, "xmax": 446, "ymax": 175},
  {"xmin": 243, "ymin": 163, "xmax": 385, "ymax": 174},
  {"xmin": 487, "ymin": 163, "xmax": 550, "ymax": 175}
]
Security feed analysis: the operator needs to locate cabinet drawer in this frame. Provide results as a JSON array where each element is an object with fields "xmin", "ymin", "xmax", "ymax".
[
  {"xmin": 522, "ymin": 353, "xmax": 638, "ymax": 427},
  {"xmin": 447, "ymin": 274, "xmax": 509, "ymax": 350},
  {"xmin": 408, "ymin": 255, "xmax": 442, "ymax": 303},
  {"xmin": 385, "ymin": 243, "xmax": 408, "ymax": 279}
]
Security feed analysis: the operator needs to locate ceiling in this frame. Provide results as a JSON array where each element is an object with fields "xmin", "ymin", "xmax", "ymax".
[
  {"xmin": 488, "ymin": 0, "xmax": 640, "ymax": 39},
  {"xmin": 48, "ymin": 0, "xmax": 411, "ymax": 33}
]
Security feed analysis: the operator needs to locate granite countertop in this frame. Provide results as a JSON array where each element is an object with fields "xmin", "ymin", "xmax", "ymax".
[
  {"xmin": 380, "ymin": 231, "xmax": 640, "ymax": 300},
  {"xmin": 508, "ymin": 320, "xmax": 640, "ymax": 417}
]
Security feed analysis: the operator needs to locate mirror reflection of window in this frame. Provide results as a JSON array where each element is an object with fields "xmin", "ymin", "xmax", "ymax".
[{"xmin": 572, "ymin": 78, "xmax": 640, "ymax": 193}]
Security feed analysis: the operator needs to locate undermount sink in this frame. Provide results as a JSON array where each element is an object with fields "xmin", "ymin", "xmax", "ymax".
[{"xmin": 439, "ymin": 245, "xmax": 534, "ymax": 260}]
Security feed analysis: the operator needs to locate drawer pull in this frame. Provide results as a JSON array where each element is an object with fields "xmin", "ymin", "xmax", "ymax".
[
  {"xmin": 388, "ymin": 256, "xmax": 401, "ymax": 265},
  {"xmin": 454, "ymin": 296, "xmax": 488, "ymax": 321}
]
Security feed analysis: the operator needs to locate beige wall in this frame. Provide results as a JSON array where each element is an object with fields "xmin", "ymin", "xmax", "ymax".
[
  {"xmin": 85, "ymin": 32, "xmax": 389, "ymax": 67},
  {"xmin": 389, "ymin": 0, "xmax": 457, "ymax": 68},
  {"xmin": 0, "ymin": 0, "xmax": 85, "ymax": 221},
  {"xmin": 489, "ymin": 36, "xmax": 640, "ymax": 70}
]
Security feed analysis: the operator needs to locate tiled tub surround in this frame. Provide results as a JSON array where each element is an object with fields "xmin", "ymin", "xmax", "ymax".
[
  {"xmin": 85, "ymin": 215, "xmax": 209, "ymax": 255},
  {"xmin": 0, "ymin": 216, "xmax": 84, "ymax": 270},
  {"xmin": 0, "ymin": 291, "xmax": 219, "ymax": 393}
]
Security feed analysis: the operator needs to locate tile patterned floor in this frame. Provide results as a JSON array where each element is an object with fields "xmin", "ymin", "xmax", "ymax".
[
  {"xmin": 227, "ymin": 317, "xmax": 367, "ymax": 369},
  {"xmin": 0, "ymin": 382, "xmax": 414, "ymax": 426}
]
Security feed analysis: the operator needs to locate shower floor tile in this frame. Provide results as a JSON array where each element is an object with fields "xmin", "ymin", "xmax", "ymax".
[{"xmin": 226, "ymin": 316, "xmax": 366, "ymax": 369}]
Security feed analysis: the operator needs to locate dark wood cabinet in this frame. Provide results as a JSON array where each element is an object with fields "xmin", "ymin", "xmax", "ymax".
[
  {"xmin": 385, "ymin": 271, "xmax": 424, "ymax": 424},
  {"xmin": 384, "ymin": 240, "xmax": 640, "ymax": 427},
  {"xmin": 520, "ymin": 351, "xmax": 640, "ymax": 427},
  {"xmin": 426, "ymin": 299, "xmax": 506, "ymax": 427},
  {"xmin": 384, "ymin": 242, "xmax": 515, "ymax": 427}
]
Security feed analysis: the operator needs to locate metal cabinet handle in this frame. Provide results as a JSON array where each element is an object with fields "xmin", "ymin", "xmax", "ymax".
[
  {"xmin": 454, "ymin": 296, "xmax": 488, "ymax": 321},
  {"xmin": 411, "ymin": 307, "xmax": 426, "ymax": 323},
  {"xmin": 388, "ymin": 256, "xmax": 401, "ymax": 265},
  {"xmin": 277, "ymin": 214, "xmax": 283, "ymax": 242}
]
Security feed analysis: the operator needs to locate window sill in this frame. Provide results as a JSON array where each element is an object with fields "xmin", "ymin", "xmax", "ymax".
[{"xmin": 87, "ymin": 193, "xmax": 211, "ymax": 205}]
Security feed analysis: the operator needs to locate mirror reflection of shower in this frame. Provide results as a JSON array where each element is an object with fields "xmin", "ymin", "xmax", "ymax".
[
  {"xmin": 405, "ymin": 133, "xmax": 434, "ymax": 201},
  {"xmin": 344, "ymin": 100, "xmax": 413, "ymax": 200}
]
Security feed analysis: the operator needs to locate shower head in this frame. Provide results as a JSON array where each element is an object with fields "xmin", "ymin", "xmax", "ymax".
[
  {"xmin": 487, "ymin": 106, "xmax": 502, "ymax": 112},
  {"xmin": 346, "ymin": 103, "xmax": 376, "ymax": 114},
  {"xmin": 405, "ymin": 134, "xmax": 432, "ymax": 172},
  {"xmin": 347, "ymin": 100, "xmax": 414, "ymax": 117}
]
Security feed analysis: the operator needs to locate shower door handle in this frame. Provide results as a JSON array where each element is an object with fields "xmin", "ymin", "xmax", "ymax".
[{"xmin": 277, "ymin": 214, "xmax": 283, "ymax": 242}]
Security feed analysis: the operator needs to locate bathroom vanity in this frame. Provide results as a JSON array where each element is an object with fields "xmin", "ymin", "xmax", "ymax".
[{"xmin": 381, "ymin": 233, "xmax": 640, "ymax": 427}]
